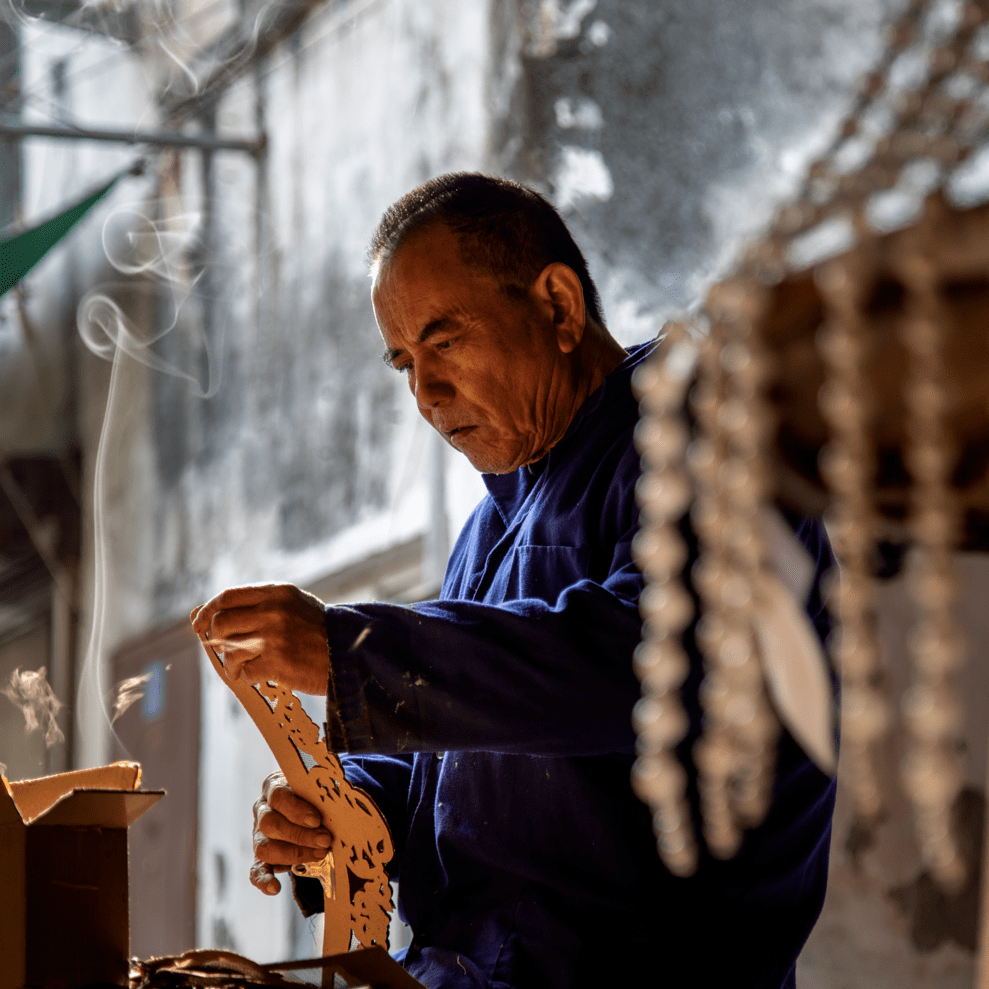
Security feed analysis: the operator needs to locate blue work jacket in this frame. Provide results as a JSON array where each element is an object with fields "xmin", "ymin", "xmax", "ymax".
[{"xmin": 305, "ymin": 342, "xmax": 837, "ymax": 989}]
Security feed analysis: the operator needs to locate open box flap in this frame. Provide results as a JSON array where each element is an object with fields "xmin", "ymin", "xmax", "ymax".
[
  {"xmin": 30, "ymin": 788, "xmax": 164, "ymax": 828},
  {"xmin": 0, "ymin": 778, "xmax": 22, "ymax": 825},
  {"xmin": 7, "ymin": 762, "xmax": 142, "ymax": 823}
]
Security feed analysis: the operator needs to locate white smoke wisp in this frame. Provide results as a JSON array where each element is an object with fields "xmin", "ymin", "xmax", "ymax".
[
  {"xmin": 109, "ymin": 661, "xmax": 173, "ymax": 723},
  {"xmin": 2, "ymin": 0, "xmax": 45, "ymax": 28},
  {"xmin": 76, "ymin": 201, "xmax": 228, "ymax": 754},
  {"xmin": 1, "ymin": 667, "xmax": 65, "ymax": 748},
  {"xmin": 146, "ymin": 0, "xmax": 286, "ymax": 103},
  {"xmin": 78, "ymin": 202, "xmax": 222, "ymax": 398},
  {"xmin": 109, "ymin": 672, "xmax": 152, "ymax": 724},
  {"xmin": 158, "ymin": 37, "xmax": 202, "ymax": 96}
]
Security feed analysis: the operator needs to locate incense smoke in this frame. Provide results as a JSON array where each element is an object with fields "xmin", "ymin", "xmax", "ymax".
[
  {"xmin": 142, "ymin": 0, "xmax": 286, "ymax": 102},
  {"xmin": 1, "ymin": 667, "xmax": 65, "ymax": 748},
  {"xmin": 76, "ymin": 199, "xmax": 229, "ymax": 758},
  {"xmin": 110, "ymin": 671, "xmax": 152, "ymax": 724},
  {"xmin": 9, "ymin": 0, "xmax": 254, "ymax": 768},
  {"xmin": 109, "ymin": 662, "xmax": 174, "ymax": 724}
]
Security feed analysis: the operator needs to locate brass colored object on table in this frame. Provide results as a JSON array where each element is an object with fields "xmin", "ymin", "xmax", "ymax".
[{"xmin": 130, "ymin": 946, "xmax": 425, "ymax": 989}]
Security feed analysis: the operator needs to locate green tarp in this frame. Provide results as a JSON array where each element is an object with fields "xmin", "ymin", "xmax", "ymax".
[{"xmin": 0, "ymin": 173, "xmax": 122, "ymax": 298}]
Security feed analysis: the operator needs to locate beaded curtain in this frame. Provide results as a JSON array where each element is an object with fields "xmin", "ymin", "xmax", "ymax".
[{"xmin": 631, "ymin": 0, "xmax": 989, "ymax": 904}]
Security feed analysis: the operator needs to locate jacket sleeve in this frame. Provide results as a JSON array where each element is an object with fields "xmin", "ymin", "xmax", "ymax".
[
  {"xmin": 323, "ymin": 556, "xmax": 645, "ymax": 758},
  {"xmin": 322, "ymin": 505, "xmax": 837, "ymax": 760}
]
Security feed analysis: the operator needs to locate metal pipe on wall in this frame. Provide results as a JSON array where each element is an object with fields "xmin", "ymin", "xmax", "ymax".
[{"xmin": 0, "ymin": 117, "xmax": 264, "ymax": 155}]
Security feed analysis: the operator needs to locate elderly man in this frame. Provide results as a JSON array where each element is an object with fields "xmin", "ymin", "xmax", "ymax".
[{"xmin": 192, "ymin": 174, "xmax": 836, "ymax": 989}]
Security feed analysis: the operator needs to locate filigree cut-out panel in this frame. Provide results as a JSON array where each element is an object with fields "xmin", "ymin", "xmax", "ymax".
[{"xmin": 195, "ymin": 632, "xmax": 394, "ymax": 958}]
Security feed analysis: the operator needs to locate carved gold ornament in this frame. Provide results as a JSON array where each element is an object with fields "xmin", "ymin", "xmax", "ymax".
[{"xmin": 195, "ymin": 631, "xmax": 395, "ymax": 958}]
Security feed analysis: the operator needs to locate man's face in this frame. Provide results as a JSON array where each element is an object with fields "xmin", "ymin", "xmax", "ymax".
[{"xmin": 372, "ymin": 223, "xmax": 575, "ymax": 474}]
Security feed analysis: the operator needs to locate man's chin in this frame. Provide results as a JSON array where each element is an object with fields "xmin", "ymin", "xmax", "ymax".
[
  {"xmin": 444, "ymin": 427, "xmax": 522, "ymax": 474},
  {"xmin": 459, "ymin": 443, "xmax": 516, "ymax": 475}
]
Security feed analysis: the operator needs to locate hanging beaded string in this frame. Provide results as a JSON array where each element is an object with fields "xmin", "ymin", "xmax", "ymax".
[
  {"xmin": 688, "ymin": 314, "xmax": 743, "ymax": 859},
  {"xmin": 631, "ymin": 324, "xmax": 700, "ymax": 877},
  {"xmin": 737, "ymin": 0, "xmax": 989, "ymax": 873},
  {"xmin": 689, "ymin": 278, "xmax": 780, "ymax": 857},
  {"xmin": 631, "ymin": 0, "xmax": 989, "ymax": 878},
  {"xmin": 815, "ymin": 247, "xmax": 891, "ymax": 826},
  {"xmin": 771, "ymin": 1, "xmax": 989, "ymax": 880},
  {"xmin": 718, "ymin": 288, "xmax": 782, "ymax": 831},
  {"xmin": 894, "ymin": 221, "xmax": 967, "ymax": 892}
]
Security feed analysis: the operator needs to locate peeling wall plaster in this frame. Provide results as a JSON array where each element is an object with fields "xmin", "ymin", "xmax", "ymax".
[{"xmin": 494, "ymin": 0, "xmax": 902, "ymax": 343}]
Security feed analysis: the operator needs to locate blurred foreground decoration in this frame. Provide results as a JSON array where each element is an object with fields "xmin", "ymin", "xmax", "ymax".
[{"xmin": 631, "ymin": 0, "xmax": 989, "ymax": 912}]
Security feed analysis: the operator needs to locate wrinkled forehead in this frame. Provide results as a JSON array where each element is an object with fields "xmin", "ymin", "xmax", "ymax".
[
  {"xmin": 372, "ymin": 224, "xmax": 509, "ymax": 321},
  {"xmin": 371, "ymin": 219, "xmax": 459, "ymax": 292}
]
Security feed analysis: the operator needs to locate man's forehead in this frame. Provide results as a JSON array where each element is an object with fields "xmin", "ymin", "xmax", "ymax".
[
  {"xmin": 371, "ymin": 225, "xmax": 487, "ymax": 312},
  {"xmin": 380, "ymin": 221, "xmax": 476, "ymax": 281}
]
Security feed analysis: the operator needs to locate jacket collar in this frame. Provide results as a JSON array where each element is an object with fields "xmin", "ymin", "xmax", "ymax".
[{"xmin": 481, "ymin": 339, "xmax": 658, "ymax": 525}]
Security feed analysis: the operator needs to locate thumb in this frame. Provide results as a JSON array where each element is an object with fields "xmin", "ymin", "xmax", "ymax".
[{"xmin": 250, "ymin": 857, "xmax": 282, "ymax": 895}]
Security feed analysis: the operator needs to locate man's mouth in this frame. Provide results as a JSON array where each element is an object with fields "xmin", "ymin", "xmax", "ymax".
[{"xmin": 448, "ymin": 426, "xmax": 477, "ymax": 443}]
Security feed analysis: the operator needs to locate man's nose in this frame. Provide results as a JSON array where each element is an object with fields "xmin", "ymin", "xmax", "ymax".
[{"xmin": 414, "ymin": 363, "xmax": 454, "ymax": 409}]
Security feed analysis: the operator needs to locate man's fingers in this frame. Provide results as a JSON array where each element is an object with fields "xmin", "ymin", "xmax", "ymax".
[
  {"xmin": 251, "ymin": 775, "xmax": 329, "ymax": 894},
  {"xmin": 202, "ymin": 630, "xmax": 262, "ymax": 682},
  {"xmin": 222, "ymin": 651, "xmax": 261, "ymax": 683},
  {"xmin": 208, "ymin": 632, "xmax": 266, "ymax": 654},
  {"xmin": 191, "ymin": 583, "xmax": 293, "ymax": 637},
  {"xmin": 191, "ymin": 584, "xmax": 329, "ymax": 696},
  {"xmin": 260, "ymin": 770, "xmax": 288, "ymax": 800},
  {"xmin": 257, "ymin": 803, "xmax": 332, "ymax": 848},
  {"xmin": 267, "ymin": 781, "xmax": 325, "ymax": 829},
  {"xmin": 254, "ymin": 834, "xmax": 329, "ymax": 867},
  {"xmin": 250, "ymin": 858, "xmax": 290, "ymax": 895}
]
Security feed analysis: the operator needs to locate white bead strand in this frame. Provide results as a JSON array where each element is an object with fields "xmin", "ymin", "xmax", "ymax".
[
  {"xmin": 711, "ymin": 281, "xmax": 781, "ymax": 832},
  {"xmin": 690, "ymin": 280, "xmax": 781, "ymax": 857},
  {"xmin": 816, "ymin": 254, "xmax": 891, "ymax": 825},
  {"xmin": 895, "ymin": 238, "xmax": 968, "ymax": 893},
  {"xmin": 631, "ymin": 325, "xmax": 701, "ymax": 877}
]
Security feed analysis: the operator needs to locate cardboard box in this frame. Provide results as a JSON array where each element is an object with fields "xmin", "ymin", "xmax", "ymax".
[{"xmin": 0, "ymin": 762, "xmax": 164, "ymax": 989}]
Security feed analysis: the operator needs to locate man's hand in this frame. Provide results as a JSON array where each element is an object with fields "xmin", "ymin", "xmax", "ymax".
[
  {"xmin": 190, "ymin": 583, "xmax": 329, "ymax": 695},
  {"xmin": 250, "ymin": 771, "xmax": 333, "ymax": 895}
]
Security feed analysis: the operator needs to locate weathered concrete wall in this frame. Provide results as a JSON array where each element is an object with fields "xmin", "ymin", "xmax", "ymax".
[
  {"xmin": 0, "ymin": 19, "xmax": 153, "ymax": 458},
  {"xmin": 144, "ymin": 0, "xmax": 494, "ymax": 625},
  {"xmin": 492, "ymin": 0, "xmax": 900, "ymax": 342},
  {"xmin": 180, "ymin": 0, "xmax": 494, "ymax": 958},
  {"xmin": 0, "ymin": 18, "xmax": 161, "ymax": 778}
]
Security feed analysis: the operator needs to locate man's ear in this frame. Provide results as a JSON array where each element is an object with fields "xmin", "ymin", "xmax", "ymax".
[{"xmin": 532, "ymin": 262, "xmax": 585, "ymax": 354}]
